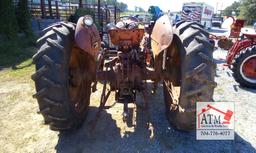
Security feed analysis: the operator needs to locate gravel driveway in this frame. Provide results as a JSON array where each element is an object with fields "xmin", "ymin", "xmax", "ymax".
[{"xmin": 54, "ymin": 49, "xmax": 256, "ymax": 153}]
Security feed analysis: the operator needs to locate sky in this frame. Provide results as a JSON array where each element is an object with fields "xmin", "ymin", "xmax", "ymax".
[{"xmin": 117, "ymin": 0, "xmax": 238, "ymax": 12}]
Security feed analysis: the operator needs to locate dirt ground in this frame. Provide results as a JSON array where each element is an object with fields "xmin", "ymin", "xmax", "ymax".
[{"xmin": 0, "ymin": 48, "xmax": 256, "ymax": 153}]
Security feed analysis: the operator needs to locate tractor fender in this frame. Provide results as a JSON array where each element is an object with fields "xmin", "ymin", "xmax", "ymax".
[
  {"xmin": 151, "ymin": 15, "xmax": 173, "ymax": 58},
  {"xmin": 226, "ymin": 39, "xmax": 256, "ymax": 65},
  {"xmin": 75, "ymin": 17, "xmax": 101, "ymax": 59}
]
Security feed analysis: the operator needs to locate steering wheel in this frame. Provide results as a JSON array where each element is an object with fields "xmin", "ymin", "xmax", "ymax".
[{"xmin": 116, "ymin": 16, "xmax": 141, "ymax": 29}]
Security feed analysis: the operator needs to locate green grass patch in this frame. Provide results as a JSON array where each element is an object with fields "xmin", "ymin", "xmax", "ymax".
[
  {"xmin": 0, "ymin": 36, "xmax": 36, "ymax": 67},
  {"xmin": 0, "ymin": 58, "xmax": 35, "ymax": 80},
  {"xmin": 0, "ymin": 36, "xmax": 36, "ymax": 80}
]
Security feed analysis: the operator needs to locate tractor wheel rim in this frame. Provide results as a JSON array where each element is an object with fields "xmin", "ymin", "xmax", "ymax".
[
  {"xmin": 69, "ymin": 48, "xmax": 90, "ymax": 115},
  {"xmin": 69, "ymin": 70, "xmax": 89, "ymax": 114},
  {"xmin": 240, "ymin": 54, "xmax": 256, "ymax": 83}
]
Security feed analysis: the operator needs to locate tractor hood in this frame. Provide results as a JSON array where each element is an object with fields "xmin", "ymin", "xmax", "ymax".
[{"xmin": 75, "ymin": 17, "xmax": 101, "ymax": 59}]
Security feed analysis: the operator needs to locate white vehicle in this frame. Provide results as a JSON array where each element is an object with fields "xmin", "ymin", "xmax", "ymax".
[{"xmin": 182, "ymin": 2, "xmax": 214, "ymax": 29}]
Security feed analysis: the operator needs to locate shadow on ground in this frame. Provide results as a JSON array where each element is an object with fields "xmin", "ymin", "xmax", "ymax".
[
  {"xmin": 0, "ymin": 36, "xmax": 36, "ymax": 71},
  {"xmin": 55, "ymin": 84, "xmax": 256, "ymax": 153},
  {"xmin": 239, "ymin": 86, "xmax": 256, "ymax": 93}
]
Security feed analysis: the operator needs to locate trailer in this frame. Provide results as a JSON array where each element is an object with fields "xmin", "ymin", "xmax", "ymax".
[{"xmin": 182, "ymin": 2, "xmax": 214, "ymax": 29}]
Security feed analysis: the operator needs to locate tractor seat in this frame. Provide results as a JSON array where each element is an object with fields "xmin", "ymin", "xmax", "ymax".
[{"xmin": 243, "ymin": 33, "xmax": 256, "ymax": 39}]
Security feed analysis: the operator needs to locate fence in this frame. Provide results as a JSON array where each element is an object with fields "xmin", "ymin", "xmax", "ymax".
[
  {"xmin": 12, "ymin": 1, "xmax": 121, "ymax": 37},
  {"xmin": 12, "ymin": 1, "xmax": 120, "ymax": 22}
]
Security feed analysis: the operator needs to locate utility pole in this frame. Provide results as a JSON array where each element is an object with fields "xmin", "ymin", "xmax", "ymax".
[
  {"xmin": 79, "ymin": 0, "xmax": 83, "ymax": 8},
  {"xmin": 98, "ymin": 0, "xmax": 101, "ymax": 24},
  {"xmin": 114, "ymin": 0, "xmax": 117, "ymax": 24},
  {"xmin": 48, "ymin": 0, "xmax": 52, "ymax": 18},
  {"xmin": 40, "ymin": 0, "xmax": 46, "ymax": 18}
]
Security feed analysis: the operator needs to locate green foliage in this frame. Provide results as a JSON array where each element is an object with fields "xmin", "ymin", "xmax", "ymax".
[
  {"xmin": 116, "ymin": 2, "xmax": 128, "ymax": 12},
  {"xmin": 68, "ymin": 8, "xmax": 95, "ymax": 22},
  {"xmin": 16, "ymin": 0, "xmax": 33, "ymax": 36},
  {"xmin": 223, "ymin": 1, "xmax": 241, "ymax": 16},
  {"xmin": 239, "ymin": 0, "xmax": 256, "ymax": 24},
  {"xmin": 68, "ymin": 8, "xmax": 101, "ymax": 29},
  {"xmin": 0, "ymin": 36, "xmax": 35, "ymax": 68},
  {"xmin": 83, "ymin": 0, "xmax": 128, "ymax": 12},
  {"xmin": 135, "ymin": 6, "xmax": 145, "ymax": 12},
  {"xmin": 0, "ymin": 0, "xmax": 18, "ymax": 38},
  {"xmin": 223, "ymin": 0, "xmax": 256, "ymax": 24},
  {"xmin": 0, "ymin": 0, "xmax": 33, "ymax": 38},
  {"xmin": 74, "ymin": 7, "xmax": 96, "ymax": 17},
  {"xmin": 64, "ymin": 0, "xmax": 128, "ymax": 12}
]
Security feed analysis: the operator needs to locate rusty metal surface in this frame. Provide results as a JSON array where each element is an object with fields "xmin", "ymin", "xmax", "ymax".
[
  {"xmin": 209, "ymin": 34, "xmax": 233, "ymax": 50},
  {"xmin": 69, "ymin": 46, "xmax": 95, "ymax": 114},
  {"xmin": 151, "ymin": 15, "xmax": 173, "ymax": 58},
  {"xmin": 94, "ymin": 15, "xmax": 173, "ymax": 120},
  {"xmin": 75, "ymin": 17, "xmax": 101, "ymax": 58},
  {"xmin": 96, "ymin": 50, "xmax": 158, "ymax": 90},
  {"xmin": 108, "ymin": 29, "xmax": 145, "ymax": 46},
  {"xmin": 217, "ymin": 39, "xmax": 234, "ymax": 50},
  {"xmin": 230, "ymin": 18, "xmax": 245, "ymax": 38},
  {"xmin": 226, "ymin": 39, "xmax": 256, "ymax": 65}
]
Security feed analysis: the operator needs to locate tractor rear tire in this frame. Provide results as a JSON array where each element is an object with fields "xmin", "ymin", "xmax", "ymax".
[
  {"xmin": 32, "ymin": 22, "xmax": 92, "ymax": 131},
  {"xmin": 232, "ymin": 46, "xmax": 256, "ymax": 88},
  {"xmin": 164, "ymin": 21, "xmax": 216, "ymax": 131}
]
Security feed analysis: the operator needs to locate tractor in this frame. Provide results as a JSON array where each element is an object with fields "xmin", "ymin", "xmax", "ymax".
[
  {"xmin": 211, "ymin": 17, "xmax": 256, "ymax": 88},
  {"xmin": 32, "ymin": 14, "xmax": 216, "ymax": 131}
]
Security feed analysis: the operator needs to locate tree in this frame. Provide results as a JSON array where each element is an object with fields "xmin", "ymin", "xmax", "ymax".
[
  {"xmin": 239, "ymin": 0, "xmax": 256, "ymax": 24},
  {"xmin": 117, "ymin": 2, "xmax": 128, "ymax": 12},
  {"xmin": 87, "ymin": 0, "xmax": 127, "ymax": 12},
  {"xmin": 0, "ymin": 0, "xmax": 18, "ymax": 38},
  {"xmin": 224, "ymin": 0, "xmax": 256, "ymax": 24},
  {"xmin": 135, "ymin": 6, "xmax": 145, "ymax": 12},
  {"xmin": 16, "ymin": 0, "xmax": 32, "ymax": 36},
  {"xmin": 223, "ymin": 1, "xmax": 241, "ymax": 16}
]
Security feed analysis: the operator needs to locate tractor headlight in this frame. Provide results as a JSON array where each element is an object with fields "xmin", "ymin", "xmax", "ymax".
[{"xmin": 83, "ymin": 16, "xmax": 93, "ymax": 27}]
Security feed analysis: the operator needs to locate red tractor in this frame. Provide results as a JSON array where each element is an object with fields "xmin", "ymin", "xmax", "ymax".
[
  {"xmin": 211, "ymin": 17, "xmax": 256, "ymax": 88},
  {"xmin": 32, "ymin": 15, "xmax": 216, "ymax": 131}
]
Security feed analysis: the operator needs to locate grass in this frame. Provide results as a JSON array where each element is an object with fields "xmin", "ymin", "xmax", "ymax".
[
  {"xmin": 0, "ymin": 36, "xmax": 35, "ymax": 67},
  {"xmin": 0, "ymin": 36, "xmax": 36, "ymax": 80},
  {"xmin": 0, "ymin": 59, "xmax": 35, "ymax": 79}
]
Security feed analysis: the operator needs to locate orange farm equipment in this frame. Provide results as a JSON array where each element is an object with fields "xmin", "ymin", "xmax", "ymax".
[
  {"xmin": 32, "ymin": 15, "xmax": 216, "ymax": 132},
  {"xmin": 210, "ymin": 17, "xmax": 256, "ymax": 88}
]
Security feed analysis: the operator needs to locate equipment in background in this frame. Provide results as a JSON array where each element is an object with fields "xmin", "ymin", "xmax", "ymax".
[
  {"xmin": 212, "ymin": 16, "xmax": 223, "ymax": 28},
  {"xmin": 148, "ymin": 6, "xmax": 164, "ymax": 21},
  {"xmin": 210, "ymin": 17, "xmax": 256, "ymax": 88},
  {"xmin": 182, "ymin": 2, "xmax": 214, "ymax": 29}
]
